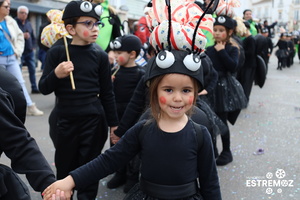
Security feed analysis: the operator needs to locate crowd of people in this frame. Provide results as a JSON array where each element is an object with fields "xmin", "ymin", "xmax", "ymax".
[{"xmin": 0, "ymin": 0, "xmax": 299, "ymax": 199}]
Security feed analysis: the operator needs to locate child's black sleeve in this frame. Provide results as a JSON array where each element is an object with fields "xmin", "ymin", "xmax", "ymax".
[
  {"xmin": 0, "ymin": 89, "xmax": 56, "ymax": 192},
  {"xmin": 69, "ymin": 121, "xmax": 144, "ymax": 189}
]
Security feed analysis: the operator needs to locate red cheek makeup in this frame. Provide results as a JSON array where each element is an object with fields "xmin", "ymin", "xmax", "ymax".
[
  {"xmin": 83, "ymin": 30, "xmax": 89, "ymax": 37},
  {"xmin": 159, "ymin": 96, "xmax": 167, "ymax": 104},
  {"xmin": 189, "ymin": 96, "xmax": 194, "ymax": 105}
]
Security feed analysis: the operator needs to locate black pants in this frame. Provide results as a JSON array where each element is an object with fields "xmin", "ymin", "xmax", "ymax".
[
  {"xmin": 54, "ymin": 113, "xmax": 108, "ymax": 200},
  {"xmin": 215, "ymin": 112, "xmax": 230, "ymax": 151}
]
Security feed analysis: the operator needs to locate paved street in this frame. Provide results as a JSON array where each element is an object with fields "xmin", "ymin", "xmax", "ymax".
[{"xmin": 1, "ymin": 52, "xmax": 300, "ymax": 200}]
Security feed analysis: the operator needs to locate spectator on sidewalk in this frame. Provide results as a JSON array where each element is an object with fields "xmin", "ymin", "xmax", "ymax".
[
  {"xmin": 15, "ymin": 5, "xmax": 40, "ymax": 94},
  {"xmin": 0, "ymin": 0, "xmax": 44, "ymax": 116},
  {"xmin": 243, "ymin": 9, "xmax": 260, "ymax": 36},
  {"xmin": 262, "ymin": 20, "xmax": 277, "ymax": 38},
  {"xmin": 37, "ymin": 13, "xmax": 50, "ymax": 72}
]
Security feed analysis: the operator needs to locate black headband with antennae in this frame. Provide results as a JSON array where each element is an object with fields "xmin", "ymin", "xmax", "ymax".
[
  {"xmin": 191, "ymin": 0, "xmax": 218, "ymax": 52},
  {"xmin": 165, "ymin": 0, "xmax": 172, "ymax": 51}
]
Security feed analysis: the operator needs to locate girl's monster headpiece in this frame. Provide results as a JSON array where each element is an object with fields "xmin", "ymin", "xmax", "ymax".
[{"xmin": 144, "ymin": 0, "xmax": 218, "ymax": 90}]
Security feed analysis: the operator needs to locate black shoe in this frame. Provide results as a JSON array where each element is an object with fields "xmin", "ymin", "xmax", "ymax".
[
  {"xmin": 31, "ymin": 89, "xmax": 40, "ymax": 94},
  {"xmin": 123, "ymin": 179, "xmax": 139, "ymax": 193},
  {"xmin": 107, "ymin": 173, "xmax": 126, "ymax": 189},
  {"xmin": 216, "ymin": 150, "xmax": 233, "ymax": 166}
]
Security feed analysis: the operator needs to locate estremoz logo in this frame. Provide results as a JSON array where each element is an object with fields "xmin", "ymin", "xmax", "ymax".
[{"xmin": 246, "ymin": 169, "xmax": 294, "ymax": 195}]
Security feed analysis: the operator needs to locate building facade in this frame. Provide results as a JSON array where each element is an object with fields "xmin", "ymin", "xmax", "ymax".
[
  {"xmin": 10, "ymin": 0, "xmax": 147, "ymax": 37},
  {"xmin": 236, "ymin": 0, "xmax": 299, "ymax": 32}
]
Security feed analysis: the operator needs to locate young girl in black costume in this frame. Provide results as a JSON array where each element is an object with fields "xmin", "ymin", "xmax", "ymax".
[
  {"xmin": 206, "ymin": 15, "xmax": 247, "ymax": 166},
  {"xmin": 43, "ymin": 0, "xmax": 222, "ymax": 199}
]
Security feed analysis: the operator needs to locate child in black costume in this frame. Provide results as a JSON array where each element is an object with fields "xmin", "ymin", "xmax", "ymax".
[
  {"xmin": 0, "ymin": 67, "xmax": 55, "ymax": 199},
  {"xmin": 38, "ymin": 1, "xmax": 119, "ymax": 199},
  {"xmin": 206, "ymin": 15, "xmax": 248, "ymax": 166},
  {"xmin": 286, "ymin": 33, "xmax": 295, "ymax": 67},
  {"xmin": 108, "ymin": 34, "xmax": 145, "ymax": 192},
  {"xmin": 43, "ymin": 52, "xmax": 222, "ymax": 200},
  {"xmin": 274, "ymin": 33, "xmax": 289, "ymax": 70},
  {"xmin": 236, "ymin": 21, "xmax": 257, "ymax": 103},
  {"xmin": 43, "ymin": 0, "xmax": 221, "ymax": 199}
]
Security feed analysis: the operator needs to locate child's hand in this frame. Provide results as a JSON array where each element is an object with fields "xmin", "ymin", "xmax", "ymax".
[
  {"xmin": 43, "ymin": 175, "xmax": 75, "ymax": 200},
  {"xmin": 54, "ymin": 61, "xmax": 74, "ymax": 79},
  {"xmin": 214, "ymin": 41, "xmax": 226, "ymax": 51},
  {"xmin": 47, "ymin": 189, "xmax": 66, "ymax": 200},
  {"xmin": 198, "ymin": 89, "xmax": 208, "ymax": 96},
  {"xmin": 110, "ymin": 127, "xmax": 120, "ymax": 144},
  {"xmin": 111, "ymin": 75, "xmax": 116, "ymax": 82}
]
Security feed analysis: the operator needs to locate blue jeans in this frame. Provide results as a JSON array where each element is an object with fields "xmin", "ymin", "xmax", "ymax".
[
  {"xmin": 38, "ymin": 49, "xmax": 47, "ymax": 71},
  {"xmin": 0, "ymin": 55, "xmax": 33, "ymax": 106},
  {"xmin": 21, "ymin": 51, "xmax": 38, "ymax": 91}
]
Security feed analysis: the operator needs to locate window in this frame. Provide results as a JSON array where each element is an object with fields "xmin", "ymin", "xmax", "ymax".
[
  {"xmin": 278, "ymin": 11, "xmax": 282, "ymax": 20},
  {"xmin": 295, "ymin": 10, "xmax": 300, "ymax": 21}
]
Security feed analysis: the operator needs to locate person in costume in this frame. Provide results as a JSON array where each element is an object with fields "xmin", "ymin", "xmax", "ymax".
[
  {"xmin": 42, "ymin": 0, "xmax": 222, "ymax": 199},
  {"xmin": 286, "ymin": 33, "xmax": 295, "ymax": 67},
  {"xmin": 0, "ymin": 67, "xmax": 55, "ymax": 199},
  {"xmin": 274, "ymin": 33, "xmax": 289, "ymax": 70},
  {"xmin": 93, "ymin": 0, "xmax": 122, "ymax": 52},
  {"xmin": 107, "ymin": 34, "xmax": 145, "ymax": 193},
  {"xmin": 231, "ymin": 16, "xmax": 246, "ymax": 72},
  {"xmin": 38, "ymin": 1, "xmax": 119, "ymax": 199},
  {"xmin": 255, "ymin": 28, "xmax": 270, "ymax": 73},
  {"xmin": 206, "ymin": 15, "xmax": 248, "ymax": 166},
  {"xmin": 236, "ymin": 21, "xmax": 257, "ymax": 104}
]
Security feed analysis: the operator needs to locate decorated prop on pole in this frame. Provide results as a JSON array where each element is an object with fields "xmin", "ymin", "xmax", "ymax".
[
  {"xmin": 63, "ymin": 35, "xmax": 76, "ymax": 90},
  {"xmin": 215, "ymin": 0, "xmax": 240, "ymax": 18},
  {"xmin": 41, "ymin": 9, "xmax": 72, "ymax": 48},
  {"xmin": 40, "ymin": 9, "xmax": 75, "ymax": 90}
]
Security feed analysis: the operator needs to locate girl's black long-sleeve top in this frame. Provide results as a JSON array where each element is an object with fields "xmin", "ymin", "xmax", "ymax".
[
  {"xmin": 202, "ymin": 54, "xmax": 218, "ymax": 94},
  {"xmin": 274, "ymin": 40, "xmax": 288, "ymax": 50},
  {"xmin": 205, "ymin": 44, "xmax": 239, "ymax": 74},
  {"xmin": 70, "ymin": 119, "xmax": 222, "ymax": 200}
]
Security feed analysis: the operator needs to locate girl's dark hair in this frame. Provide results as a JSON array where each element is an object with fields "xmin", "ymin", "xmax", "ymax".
[
  {"xmin": 148, "ymin": 74, "xmax": 198, "ymax": 122},
  {"xmin": 243, "ymin": 9, "xmax": 252, "ymax": 15}
]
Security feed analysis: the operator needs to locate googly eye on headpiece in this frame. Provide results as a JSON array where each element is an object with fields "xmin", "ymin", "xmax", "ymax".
[
  {"xmin": 144, "ymin": 0, "xmax": 218, "ymax": 91},
  {"xmin": 110, "ymin": 37, "xmax": 122, "ymax": 50},
  {"xmin": 62, "ymin": 0, "xmax": 103, "ymax": 21},
  {"xmin": 214, "ymin": 15, "xmax": 234, "ymax": 30},
  {"xmin": 109, "ymin": 34, "xmax": 142, "ymax": 51}
]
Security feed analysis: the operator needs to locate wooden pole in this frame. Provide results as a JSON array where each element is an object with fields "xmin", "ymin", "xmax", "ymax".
[{"xmin": 63, "ymin": 36, "xmax": 76, "ymax": 90}]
